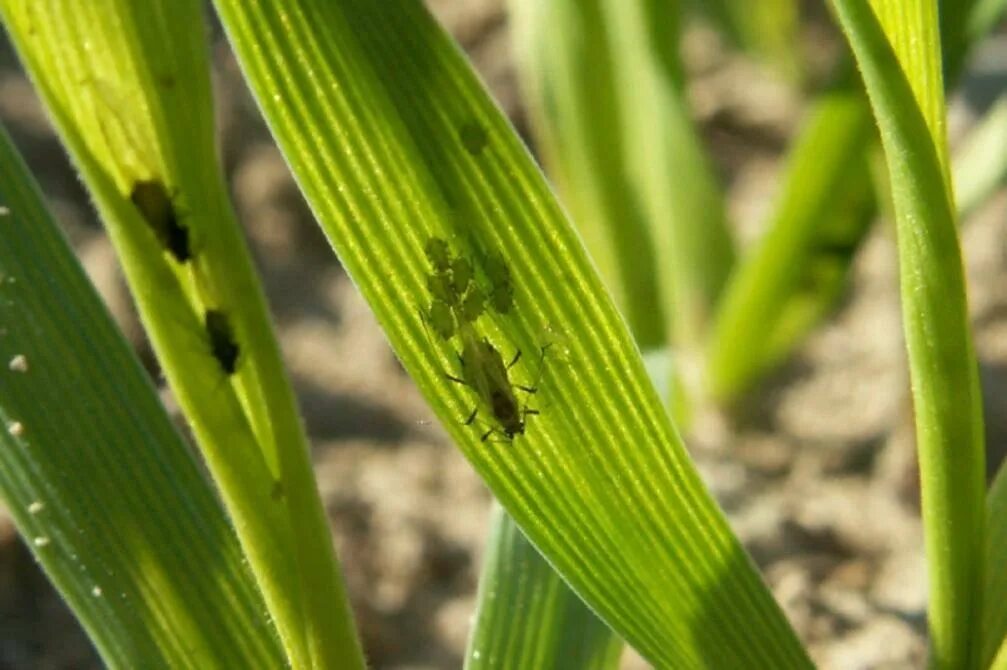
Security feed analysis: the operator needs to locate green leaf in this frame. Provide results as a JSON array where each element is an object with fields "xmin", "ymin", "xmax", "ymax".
[
  {"xmin": 512, "ymin": 0, "xmax": 734, "ymax": 352},
  {"xmin": 0, "ymin": 1, "xmax": 363, "ymax": 666},
  {"xmin": 992, "ymin": 643, "xmax": 1007, "ymax": 670},
  {"xmin": 953, "ymin": 96, "xmax": 1007, "ymax": 219},
  {"xmin": 0, "ymin": 121, "xmax": 283, "ymax": 667},
  {"xmin": 967, "ymin": 0, "xmax": 1007, "ymax": 49},
  {"xmin": 986, "ymin": 466, "xmax": 1007, "ymax": 668},
  {"xmin": 211, "ymin": 0, "xmax": 810, "ymax": 666},
  {"xmin": 686, "ymin": 0, "xmax": 801, "ymax": 79},
  {"xmin": 831, "ymin": 0, "xmax": 985, "ymax": 667},
  {"xmin": 706, "ymin": 74, "xmax": 875, "ymax": 400},
  {"xmin": 508, "ymin": 0, "xmax": 665, "ymax": 349},
  {"xmin": 706, "ymin": 0, "xmax": 1003, "ymax": 403},
  {"xmin": 465, "ymin": 505, "xmax": 622, "ymax": 670},
  {"xmin": 941, "ymin": 0, "xmax": 986, "ymax": 79}
]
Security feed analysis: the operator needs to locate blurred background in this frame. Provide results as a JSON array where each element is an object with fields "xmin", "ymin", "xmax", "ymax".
[{"xmin": 0, "ymin": 1, "xmax": 1005, "ymax": 668}]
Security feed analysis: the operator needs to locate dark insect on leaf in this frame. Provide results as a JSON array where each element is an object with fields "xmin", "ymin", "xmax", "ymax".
[
  {"xmin": 429, "ymin": 300, "xmax": 456, "ymax": 340},
  {"xmin": 424, "ymin": 237, "xmax": 452, "ymax": 272},
  {"xmin": 204, "ymin": 309, "xmax": 239, "ymax": 375},
  {"xmin": 460, "ymin": 288, "xmax": 485, "ymax": 323},
  {"xmin": 485, "ymin": 254, "xmax": 513, "ymax": 313},
  {"xmin": 427, "ymin": 272, "xmax": 457, "ymax": 306},
  {"xmin": 451, "ymin": 257, "xmax": 473, "ymax": 295},
  {"xmin": 130, "ymin": 179, "xmax": 190, "ymax": 263}
]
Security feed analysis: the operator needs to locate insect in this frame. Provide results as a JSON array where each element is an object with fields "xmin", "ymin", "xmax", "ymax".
[
  {"xmin": 424, "ymin": 237, "xmax": 485, "ymax": 339},
  {"xmin": 450, "ymin": 334, "xmax": 543, "ymax": 442},
  {"xmin": 203, "ymin": 309, "xmax": 239, "ymax": 375},
  {"xmin": 484, "ymin": 253, "xmax": 513, "ymax": 314},
  {"xmin": 84, "ymin": 79, "xmax": 193, "ymax": 263},
  {"xmin": 130, "ymin": 179, "xmax": 190, "ymax": 263},
  {"xmin": 421, "ymin": 236, "xmax": 546, "ymax": 442}
]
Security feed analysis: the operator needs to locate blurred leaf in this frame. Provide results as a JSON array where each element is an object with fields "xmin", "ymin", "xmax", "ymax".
[
  {"xmin": 465, "ymin": 505, "xmax": 622, "ymax": 670},
  {"xmin": 992, "ymin": 643, "xmax": 1007, "ymax": 670},
  {"xmin": 0, "ymin": 1, "xmax": 363, "ymax": 666},
  {"xmin": 0, "ymin": 121, "xmax": 283, "ymax": 667},
  {"xmin": 953, "ymin": 96, "xmax": 1007, "ymax": 219},
  {"xmin": 509, "ymin": 0, "xmax": 665, "ymax": 349},
  {"xmin": 986, "ymin": 466, "xmax": 1007, "ymax": 667},
  {"xmin": 512, "ymin": 0, "xmax": 735, "ymax": 353},
  {"xmin": 707, "ymin": 0, "xmax": 1004, "ymax": 403},
  {"xmin": 832, "ymin": 0, "xmax": 985, "ymax": 667},
  {"xmin": 967, "ymin": 0, "xmax": 1007, "ymax": 48},
  {"xmin": 687, "ymin": 0, "xmax": 801, "ymax": 79},
  {"xmin": 707, "ymin": 74, "xmax": 874, "ymax": 400},
  {"xmin": 211, "ymin": 0, "xmax": 811, "ymax": 666},
  {"xmin": 941, "ymin": 0, "xmax": 986, "ymax": 79}
]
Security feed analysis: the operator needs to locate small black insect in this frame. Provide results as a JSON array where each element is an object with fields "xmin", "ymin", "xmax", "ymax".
[
  {"xmin": 130, "ymin": 179, "xmax": 190, "ymax": 263},
  {"xmin": 204, "ymin": 309, "xmax": 239, "ymax": 375}
]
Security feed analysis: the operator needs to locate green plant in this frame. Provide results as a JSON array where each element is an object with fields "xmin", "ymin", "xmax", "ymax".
[{"xmin": 1, "ymin": 0, "xmax": 1006, "ymax": 668}]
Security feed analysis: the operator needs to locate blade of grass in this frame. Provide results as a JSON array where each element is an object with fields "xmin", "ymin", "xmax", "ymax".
[
  {"xmin": 967, "ymin": 0, "xmax": 1007, "ymax": 47},
  {"xmin": 831, "ymin": 1, "xmax": 985, "ymax": 667},
  {"xmin": 686, "ymin": 0, "xmax": 801, "ymax": 79},
  {"xmin": 953, "ymin": 96, "xmax": 1007, "ymax": 220},
  {"xmin": 465, "ymin": 504, "xmax": 622, "ymax": 670},
  {"xmin": 508, "ymin": 0, "xmax": 665, "ymax": 349},
  {"xmin": 0, "ymin": 120, "xmax": 283, "ymax": 667},
  {"xmin": 0, "ymin": 1, "xmax": 364, "ymax": 666},
  {"xmin": 706, "ymin": 73, "xmax": 875, "ymax": 400},
  {"xmin": 985, "ymin": 466, "xmax": 1007, "ymax": 667},
  {"xmin": 706, "ymin": 0, "xmax": 1005, "ymax": 403},
  {"xmin": 941, "ymin": 0, "xmax": 985, "ymax": 80},
  {"xmin": 992, "ymin": 644, "xmax": 1007, "ymax": 670},
  {"xmin": 211, "ymin": 0, "xmax": 811, "ymax": 666},
  {"xmin": 513, "ymin": 0, "xmax": 734, "ymax": 354}
]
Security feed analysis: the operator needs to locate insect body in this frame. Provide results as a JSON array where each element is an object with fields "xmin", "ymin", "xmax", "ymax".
[
  {"xmin": 423, "ymin": 236, "xmax": 543, "ymax": 442},
  {"xmin": 130, "ymin": 179, "xmax": 190, "ymax": 262},
  {"xmin": 453, "ymin": 331, "xmax": 538, "ymax": 441},
  {"xmin": 204, "ymin": 309, "xmax": 239, "ymax": 375}
]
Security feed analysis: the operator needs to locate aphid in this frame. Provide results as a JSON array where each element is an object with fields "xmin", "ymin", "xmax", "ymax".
[
  {"xmin": 459, "ymin": 288, "xmax": 485, "ymax": 324},
  {"xmin": 449, "ymin": 332, "xmax": 545, "ymax": 442},
  {"xmin": 458, "ymin": 121, "xmax": 488, "ymax": 157},
  {"xmin": 450, "ymin": 257, "xmax": 473, "ymax": 296},
  {"xmin": 427, "ymin": 271, "xmax": 458, "ymax": 307},
  {"xmin": 84, "ymin": 80, "xmax": 192, "ymax": 264},
  {"xmin": 484, "ymin": 254, "xmax": 513, "ymax": 314},
  {"xmin": 428, "ymin": 300, "xmax": 456, "ymax": 340},
  {"xmin": 130, "ymin": 179, "xmax": 190, "ymax": 263},
  {"xmin": 204, "ymin": 309, "xmax": 239, "ymax": 375},
  {"xmin": 420, "ymin": 236, "xmax": 541, "ymax": 440},
  {"xmin": 425, "ymin": 237, "xmax": 452, "ymax": 273}
]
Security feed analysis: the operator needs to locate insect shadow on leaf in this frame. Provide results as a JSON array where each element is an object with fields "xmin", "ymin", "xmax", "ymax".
[
  {"xmin": 204, "ymin": 308, "xmax": 239, "ymax": 375},
  {"xmin": 82, "ymin": 78, "xmax": 193, "ymax": 264},
  {"xmin": 130, "ymin": 179, "xmax": 191, "ymax": 263}
]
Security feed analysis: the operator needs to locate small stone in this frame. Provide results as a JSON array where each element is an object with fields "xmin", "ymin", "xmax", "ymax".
[{"xmin": 8, "ymin": 354, "xmax": 27, "ymax": 372}]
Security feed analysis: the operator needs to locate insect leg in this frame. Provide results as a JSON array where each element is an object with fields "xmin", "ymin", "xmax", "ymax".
[{"xmin": 506, "ymin": 349, "xmax": 522, "ymax": 370}]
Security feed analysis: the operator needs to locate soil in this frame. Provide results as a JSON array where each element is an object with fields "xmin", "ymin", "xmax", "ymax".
[{"xmin": 1, "ymin": 2, "xmax": 1005, "ymax": 668}]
